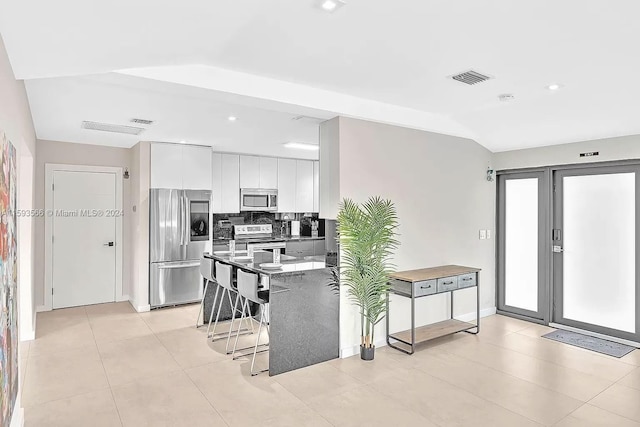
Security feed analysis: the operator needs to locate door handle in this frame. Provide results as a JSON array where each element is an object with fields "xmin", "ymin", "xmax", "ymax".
[{"xmin": 104, "ymin": 242, "xmax": 115, "ymax": 247}]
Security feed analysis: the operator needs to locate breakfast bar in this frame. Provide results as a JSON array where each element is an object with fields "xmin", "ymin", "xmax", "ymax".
[{"xmin": 203, "ymin": 251, "xmax": 339, "ymax": 375}]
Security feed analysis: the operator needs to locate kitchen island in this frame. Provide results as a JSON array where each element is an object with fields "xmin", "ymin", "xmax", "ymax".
[{"xmin": 203, "ymin": 251, "xmax": 339, "ymax": 376}]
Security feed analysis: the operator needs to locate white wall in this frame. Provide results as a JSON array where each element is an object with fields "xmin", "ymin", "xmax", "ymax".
[
  {"xmin": 0, "ymin": 33, "xmax": 36, "ymax": 427},
  {"xmin": 34, "ymin": 139, "xmax": 132, "ymax": 309},
  {"xmin": 129, "ymin": 141, "xmax": 150, "ymax": 312},
  {"xmin": 494, "ymin": 134, "xmax": 640, "ymax": 170},
  {"xmin": 321, "ymin": 117, "xmax": 496, "ymax": 356}
]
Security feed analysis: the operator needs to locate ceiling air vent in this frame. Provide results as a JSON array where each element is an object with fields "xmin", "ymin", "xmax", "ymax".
[
  {"xmin": 130, "ymin": 118, "xmax": 154, "ymax": 125},
  {"xmin": 450, "ymin": 70, "xmax": 492, "ymax": 85},
  {"xmin": 81, "ymin": 121, "xmax": 145, "ymax": 135}
]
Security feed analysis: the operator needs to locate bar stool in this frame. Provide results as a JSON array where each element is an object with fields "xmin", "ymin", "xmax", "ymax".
[
  {"xmin": 207, "ymin": 262, "xmax": 253, "ymax": 350},
  {"xmin": 195, "ymin": 257, "xmax": 215, "ymax": 328},
  {"xmin": 232, "ymin": 269, "xmax": 269, "ymax": 376}
]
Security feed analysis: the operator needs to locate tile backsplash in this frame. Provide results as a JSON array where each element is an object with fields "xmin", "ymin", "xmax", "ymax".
[{"xmin": 212, "ymin": 212, "xmax": 322, "ymax": 240}]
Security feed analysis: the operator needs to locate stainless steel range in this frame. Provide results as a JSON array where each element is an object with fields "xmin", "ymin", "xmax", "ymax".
[{"xmin": 233, "ymin": 224, "xmax": 286, "ymax": 259}]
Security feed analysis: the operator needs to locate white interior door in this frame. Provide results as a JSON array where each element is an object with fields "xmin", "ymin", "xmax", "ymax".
[{"xmin": 52, "ymin": 170, "xmax": 117, "ymax": 309}]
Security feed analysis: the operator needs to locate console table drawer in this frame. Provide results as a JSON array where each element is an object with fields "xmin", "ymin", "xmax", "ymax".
[
  {"xmin": 390, "ymin": 279, "xmax": 436, "ymax": 297},
  {"xmin": 414, "ymin": 280, "xmax": 436, "ymax": 297},
  {"xmin": 458, "ymin": 273, "xmax": 477, "ymax": 289},
  {"xmin": 437, "ymin": 276, "xmax": 458, "ymax": 292}
]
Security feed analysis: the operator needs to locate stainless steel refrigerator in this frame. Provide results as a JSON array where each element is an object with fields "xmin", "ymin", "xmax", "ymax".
[{"xmin": 149, "ymin": 189, "xmax": 211, "ymax": 308}]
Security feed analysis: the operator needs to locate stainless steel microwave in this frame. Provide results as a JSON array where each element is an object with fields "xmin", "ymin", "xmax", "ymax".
[{"xmin": 240, "ymin": 188, "xmax": 278, "ymax": 212}]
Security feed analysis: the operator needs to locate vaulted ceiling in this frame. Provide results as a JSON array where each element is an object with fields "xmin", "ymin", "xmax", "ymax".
[{"xmin": 2, "ymin": 0, "xmax": 639, "ymax": 152}]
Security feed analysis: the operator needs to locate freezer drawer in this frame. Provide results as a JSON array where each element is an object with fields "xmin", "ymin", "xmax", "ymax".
[{"xmin": 150, "ymin": 261, "xmax": 203, "ymax": 308}]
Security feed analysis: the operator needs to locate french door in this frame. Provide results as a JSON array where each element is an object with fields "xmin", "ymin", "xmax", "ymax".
[
  {"xmin": 553, "ymin": 166, "xmax": 640, "ymax": 342},
  {"xmin": 497, "ymin": 171, "xmax": 550, "ymax": 322},
  {"xmin": 498, "ymin": 163, "xmax": 640, "ymax": 343}
]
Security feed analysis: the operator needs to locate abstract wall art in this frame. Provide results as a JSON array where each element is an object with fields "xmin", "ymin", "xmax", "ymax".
[{"xmin": 0, "ymin": 131, "xmax": 17, "ymax": 427}]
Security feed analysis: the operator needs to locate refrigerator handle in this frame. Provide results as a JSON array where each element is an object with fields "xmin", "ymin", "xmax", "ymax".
[
  {"xmin": 185, "ymin": 194, "xmax": 191, "ymax": 246},
  {"xmin": 180, "ymin": 193, "xmax": 185, "ymax": 246}
]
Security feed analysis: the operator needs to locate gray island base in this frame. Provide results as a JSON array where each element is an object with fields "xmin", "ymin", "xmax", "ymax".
[{"xmin": 204, "ymin": 252, "xmax": 339, "ymax": 376}]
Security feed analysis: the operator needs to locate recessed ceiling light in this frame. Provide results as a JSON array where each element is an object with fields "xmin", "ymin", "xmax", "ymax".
[
  {"xmin": 284, "ymin": 142, "xmax": 319, "ymax": 151},
  {"xmin": 179, "ymin": 140, "xmax": 187, "ymax": 144},
  {"xmin": 320, "ymin": 0, "xmax": 345, "ymax": 12},
  {"xmin": 547, "ymin": 83, "xmax": 562, "ymax": 91},
  {"xmin": 498, "ymin": 94, "xmax": 515, "ymax": 102},
  {"xmin": 228, "ymin": 116, "xmax": 237, "ymax": 122}
]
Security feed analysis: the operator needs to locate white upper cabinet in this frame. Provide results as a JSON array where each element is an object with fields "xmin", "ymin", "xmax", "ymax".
[
  {"xmin": 239, "ymin": 155, "xmax": 260, "ymax": 188},
  {"xmin": 259, "ymin": 157, "xmax": 278, "ymax": 189},
  {"xmin": 240, "ymin": 155, "xmax": 278, "ymax": 189},
  {"xmin": 313, "ymin": 161, "xmax": 319, "ymax": 213},
  {"xmin": 212, "ymin": 153, "xmax": 240, "ymax": 213},
  {"xmin": 150, "ymin": 143, "xmax": 183, "ymax": 188},
  {"xmin": 296, "ymin": 160, "xmax": 314, "ymax": 213},
  {"xmin": 277, "ymin": 158, "xmax": 297, "ymax": 213},
  {"xmin": 182, "ymin": 145, "xmax": 212, "ymax": 190},
  {"xmin": 151, "ymin": 143, "xmax": 211, "ymax": 190}
]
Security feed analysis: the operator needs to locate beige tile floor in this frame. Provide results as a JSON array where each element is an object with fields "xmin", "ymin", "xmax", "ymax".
[{"xmin": 20, "ymin": 303, "xmax": 640, "ymax": 427}]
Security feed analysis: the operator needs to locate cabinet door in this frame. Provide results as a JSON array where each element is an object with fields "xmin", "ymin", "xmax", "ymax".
[
  {"xmin": 296, "ymin": 160, "xmax": 314, "ymax": 213},
  {"xmin": 211, "ymin": 153, "xmax": 223, "ymax": 213},
  {"xmin": 259, "ymin": 157, "xmax": 278, "ymax": 189},
  {"xmin": 314, "ymin": 239, "xmax": 326, "ymax": 256},
  {"xmin": 277, "ymin": 158, "xmax": 297, "ymax": 213},
  {"xmin": 151, "ymin": 143, "xmax": 183, "ymax": 188},
  {"xmin": 221, "ymin": 154, "xmax": 240, "ymax": 213},
  {"xmin": 182, "ymin": 145, "xmax": 212, "ymax": 190},
  {"xmin": 286, "ymin": 241, "xmax": 302, "ymax": 257},
  {"xmin": 239, "ymin": 155, "xmax": 260, "ymax": 189},
  {"xmin": 313, "ymin": 161, "xmax": 319, "ymax": 212},
  {"xmin": 299, "ymin": 240, "xmax": 315, "ymax": 257}
]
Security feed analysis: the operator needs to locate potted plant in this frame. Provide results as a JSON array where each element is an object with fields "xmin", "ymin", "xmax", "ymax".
[{"xmin": 337, "ymin": 196, "xmax": 399, "ymax": 360}]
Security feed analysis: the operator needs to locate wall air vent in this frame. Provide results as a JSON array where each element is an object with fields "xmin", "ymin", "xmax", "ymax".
[
  {"xmin": 450, "ymin": 70, "xmax": 492, "ymax": 85},
  {"xmin": 130, "ymin": 118, "xmax": 154, "ymax": 125},
  {"xmin": 81, "ymin": 121, "xmax": 145, "ymax": 135}
]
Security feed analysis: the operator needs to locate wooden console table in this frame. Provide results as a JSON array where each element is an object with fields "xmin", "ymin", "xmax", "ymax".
[{"xmin": 386, "ymin": 265, "xmax": 480, "ymax": 354}]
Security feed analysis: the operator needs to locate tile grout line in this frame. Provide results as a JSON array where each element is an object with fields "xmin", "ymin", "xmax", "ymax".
[
  {"xmin": 86, "ymin": 309, "xmax": 125, "ymax": 427},
  {"xmin": 153, "ymin": 318, "xmax": 232, "ymax": 427},
  {"xmin": 480, "ymin": 331, "xmax": 635, "ymax": 382},
  {"xmin": 440, "ymin": 338, "xmax": 617, "ymax": 401},
  {"xmin": 409, "ymin": 355, "xmax": 568, "ymax": 426}
]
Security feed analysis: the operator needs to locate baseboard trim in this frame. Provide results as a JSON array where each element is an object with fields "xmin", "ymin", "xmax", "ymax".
[
  {"xmin": 10, "ymin": 393, "xmax": 23, "ymax": 427},
  {"xmin": 339, "ymin": 306, "xmax": 498, "ymax": 359},
  {"xmin": 116, "ymin": 294, "xmax": 130, "ymax": 302},
  {"xmin": 129, "ymin": 300, "xmax": 150, "ymax": 313},
  {"xmin": 35, "ymin": 305, "xmax": 49, "ymax": 313},
  {"xmin": 20, "ymin": 330, "xmax": 35, "ymax": 342}
]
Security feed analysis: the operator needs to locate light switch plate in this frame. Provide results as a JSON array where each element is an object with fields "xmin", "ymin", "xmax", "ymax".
[
  {"xmin": 479, "ymin": 230, "xmax": 487, "ymax": 240},
  {"xmin": 486, "ymin": 229, "xmax": 491, "ymax": 239}
]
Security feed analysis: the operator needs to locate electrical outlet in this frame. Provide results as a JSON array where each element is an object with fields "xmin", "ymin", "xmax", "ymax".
[
  {"xmin": 479, "ymin": 230, "xmax": 487, "ymax": 240},
  {"xmin": 486, "ymin": 229, "xmax": 491, "ymax": 239}
]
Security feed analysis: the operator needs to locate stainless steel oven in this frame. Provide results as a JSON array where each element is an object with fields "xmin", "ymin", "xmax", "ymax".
[{"xmin": 240, "ymin": 188, "xmax": 278, "ymax": 212}]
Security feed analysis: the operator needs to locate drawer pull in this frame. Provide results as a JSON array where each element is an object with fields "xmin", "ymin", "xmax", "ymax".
[
  {"xmin": 420, "ymin": 285, "xmax": 431, "ymax": 289},
  {"xmin": 443, "ymin": 281, "xmax": 454, "ymax": 285},
  {"xmin": 462, "ymin": 278, "xmax": 473, "ymax": 281}
]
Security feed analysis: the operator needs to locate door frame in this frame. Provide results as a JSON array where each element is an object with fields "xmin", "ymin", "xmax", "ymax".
[
  {"xmin": 496, "ymin": 168, "xmax": 552, "ymax": 324},
  {"xmin": 44, "ymin": 163, "xmax": 124, "ymax": 311},
  {"xmin": 497, "ymin": 159, "xmax": 640, "ymax": 345}
]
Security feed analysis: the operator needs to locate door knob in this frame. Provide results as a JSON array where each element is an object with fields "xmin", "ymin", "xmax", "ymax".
[{"xmin": 104, "ymin": 242, "xmax": 115, "ymax": 247}]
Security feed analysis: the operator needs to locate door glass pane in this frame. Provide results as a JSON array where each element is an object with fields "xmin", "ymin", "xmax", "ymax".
[
  {"xmin": 505, "ymin": 178, "xmax": 539, "ymax": 312},
  {"xmin": 563, "ymin": 173, "xmax": 636, "ymax": 333}
]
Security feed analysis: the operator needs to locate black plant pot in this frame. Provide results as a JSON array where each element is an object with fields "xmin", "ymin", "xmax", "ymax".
[{"xmin": 360, "ymin": 345, "xmax": 375, "ymax": 361}]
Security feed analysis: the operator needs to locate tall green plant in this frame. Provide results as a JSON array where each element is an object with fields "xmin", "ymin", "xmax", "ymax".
[{"xmin": 337, "ymin": 196, "xmax": 399, "ymax": 348}]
